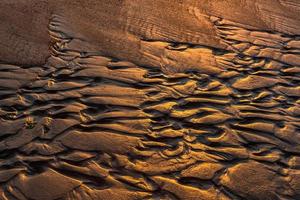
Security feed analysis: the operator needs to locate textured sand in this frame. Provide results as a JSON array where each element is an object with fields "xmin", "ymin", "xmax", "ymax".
[{"xmin": 0, "ymin": 1, "xmax": 300, "ymax": 199}]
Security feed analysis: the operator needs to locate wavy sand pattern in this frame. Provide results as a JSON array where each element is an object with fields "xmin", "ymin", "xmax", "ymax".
[{"xmin": 0, "ymin": 1, "xmax": 300, "ymax": 199}]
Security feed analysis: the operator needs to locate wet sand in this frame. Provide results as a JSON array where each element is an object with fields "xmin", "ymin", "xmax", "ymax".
[{"xmin": 0, "ymin": 1, "xmax": 300, "ymax": 199}]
